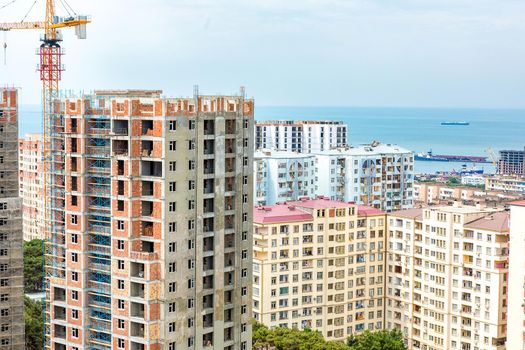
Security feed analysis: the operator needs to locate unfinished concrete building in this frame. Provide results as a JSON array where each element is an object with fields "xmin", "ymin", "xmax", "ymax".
[
  {"xmin": 0, "ymin": 88, "xmax": 25, "ymax": 348},
  {"xmin": 46, "ymin": 89, "xmax": 254, "ymax": 350}
]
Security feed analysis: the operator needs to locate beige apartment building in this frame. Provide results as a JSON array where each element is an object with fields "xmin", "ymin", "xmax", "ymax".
[
  {"xmin": 507, "ymin": 200, "xmax": 525, "ymax": 349},
  {"xmin": 253, "ymin": 197, "xmax": 387, "ymax": 341},
  {"xmin": 413, "ymin": 182, "xmax": 522, "ymax": 207},
  {"xmin": 386, "ymin": 205, "xmax": 508, "ymax": 350},
  {"xmin": 46, "ymin": 89, "xmax": 254, "ymax": 350},
  {"xmin": 19, "ymin": 133, "xmax": 44, "ymax": 241}
]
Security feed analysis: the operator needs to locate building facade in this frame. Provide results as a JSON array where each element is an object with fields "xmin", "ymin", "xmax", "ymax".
[
  {"xmin": 255, "ymin": 120, "xmax": 347, "ymax": 153},
  {"xmin": 497, "ymin": 149, "xmax": 524, "ymax": 175},
  {"xmin": 315, "ymin": 142, "xmax": 414, "ymax": 212},
  {"xmin": 19, "ymin": 133, "xmax": 45, "ymax": 241},
  {"xmin": 46, "ymin": 90, "xmax": 254, "ymax": 350},
  {"xmin": 386, "ymin": 205, "xmax": 508, "ymax": 350},
  {"xmin": 254, "ymin": 149, "xmax": 315, "ymax": 205},
  {"xmin": 0, "ymin": 88, "xmax": 25, "ymax": 348},
  {"xmin": 253, "ymin": 198, "xmax": 387, "ymax": 341},
  {"xmin": 507, "ymin": 200, "xmax": 525, "ymax": 349}
]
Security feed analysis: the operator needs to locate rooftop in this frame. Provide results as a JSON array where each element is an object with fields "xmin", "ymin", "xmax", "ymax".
[
  {"xmin": 288, "ymin": 196, "xmax": 355, "ymax": 209},
  {"xmin": 256, "ymin": 120, "xmax": 345, "ymax": 126},
  {"xmin": 510, "ymin": 200, "xmax": 525, "ymax": 207},
  {"xmin": 389, "ymin": 208, "xmax": 423, "ymax": 220},
  {"xmin": 254, "ymin": 149, "xmax": 316, "ymax": 159},
  {"xmin": 253, "ymin": 204, "xmax": 313, "ymax": 224},
  {"xmin": 465, "ymin": 211, "xmax": 509, "ymax": 232},
  {"xmin": 357, "ymin": 205, "xmax": 385, "ymax": 216},
  {"xmin": 94, "ymin": 89, "xmax": 163, "ymax": 97},
  {"xmin": 314, "ymin": 142, "xmax": 412, "ymax": 156}
]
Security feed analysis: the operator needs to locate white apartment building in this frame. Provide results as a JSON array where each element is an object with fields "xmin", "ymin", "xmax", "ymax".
[
  {"xmin": 386, "ymin": 205, "xmax": 508, "ymax": 350},
  {"xmin": 507, "ymin": 200, "xmax": 525, "ymax": 349},
  {"xmin": 255, "ymin": 120, "xmax": 347, "ymax": 153},
  {"xmin": 18, "ymin": 133, "xmax": 44, "ymax": 241},
  {"xmin": 461, "ymin": 175, "xmax": 486, "ymax": 187},
  {"xmin": 253, "ymin": 198, "xmax": 387, "ymax": 341},
  {"xmin": 486, "ymin": 175, "xmax": 525, "ymax": 194},
  {"xmin": 254, "ymin": 149, "xmax": 316, "ymax": 205},
  {"xmin": 315, "ymin": 142, "xmax": 414, "ymax": 212}
]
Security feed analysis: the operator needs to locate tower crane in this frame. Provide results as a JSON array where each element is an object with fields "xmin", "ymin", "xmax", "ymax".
[
  {"xmin": 1, "ymin": 2, "xmax": 89, "ymax": 348},
  {"xmin": 485, "ymin": 147, "xmax": 499, "ymax": 172}
]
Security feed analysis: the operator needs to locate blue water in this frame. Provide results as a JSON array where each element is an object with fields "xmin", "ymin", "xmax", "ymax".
[{"xmin": 19, "ymin": 105, "xmax": 525, "ymax": 174}]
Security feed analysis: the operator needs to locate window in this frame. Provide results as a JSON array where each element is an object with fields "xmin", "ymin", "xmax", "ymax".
[
  {"xmin": 117, "ymin": 280, "xmax": 125, "ymax": 289},
  {"xmin": 189, "ymin": 120, "xmax": 195, "ymax": 130},
  {"xmin": 71, "ymin": 234, "xmax": 78, "ymax": 244},
  {"xmin": 71, "ymin": 271, "xmax": 78, "ymax": 282},
  {"xmin": 72, "ymin": 328, "xmax": 79, "ymax": 338},
  {"xmin": 169, "ymin": 161, "xmax": 176, "ymax": 172},
  {"xmin": 118, "ymin": 338, "xmax": 125, "ymax": 349},
  {"xmin": 169, "ymin": 322, "xmax": 176, "ymax": 332},
  {"xmin": 169, "ymin": 342, "xmax": 176, "ymax": 350},
  {"xmin": 169, "ymin": 141, "xmax": 176, "ymax": 151},
  {"xmin": 0, "ymin": 324, "xmax": 9, "ymax": 332},
  {"xmin": 169, "ymin": 202, "xmax": 176, "ymax": 212},
  {"xmin": 117, "ymin": 319, "xmax": 125, "ymax": 329},
  {"xmin": 118, "ymin": 260, "xmax": 124, "ymax": 270},
  {"xmin": 243, "ymin": 176, "xmax": 248, "ymax": 185},
  {"xmin": 117, "ymin": 200, "xmax": 124, "ymax": 211},
  {"xmin": 72, "ymin": 291, "xmax": 78, "ymax": 301},
  {"xmin": 188, "ymin": 160, "xmax": 195, "ymax": 170},
  {"xmin": 169, "ymin": 181, "xmax": 176, "ymax": 192},
  {"xmin": 118, "ymin": 299, "xmax": 125, "ymax": 310},
  {"xmin": 168, "ymin": 302, "xmax": 176, "ymax": 312},
  {"xmin": 71, "ymin": 252, "xmax": 78, "ymax": 262},
  {"xmin": 72, "ymin": 309, "xmax": 79, "ymax": 319},
  {"xmin": 169, "ymin": 120, "xmax": 177, "ymax": 131},
  {"xmin": 242, "ymin": 250, "xmax": 247, "ymax": 259},
  {"xmin": 168, "ymin": 262, "xmax": 176, "ymax": 272},
  {"xmin": 188, "ymin": 299, "xmax": 194, "ymax": 308},
  {"xmin": 117, "ymin": 220, "xmax": 124, "ymax": 230},
  {"xmin": 117, "ymin": 240, "xmax": 124, "ymax": 250},
  {"xmin": 168, "ymin": 242, "xmax": 177, "ymax": 252},
  {"xmin": 169, "ymin": 282, "xmax": 177, "ymax": 292},
  {"xmin": 168, "ymin": 222, "xmax": 177, "ymax": 233},
  {"xmin": 188, "ymin": 140, "xmax": 195, "ymax": 150},
  {"xmin": 188, "ymin": 220, "xmax": 195, "ymax": 230},
  {"xmin": 71, "ymin": 215, "xmax": 78, "ymax": 225},
  {"xmin": 0, "ymin": 295, "xmax": 8, "ymax": 302},
  {"xmin": 188, "ymin": 180, "xmax": 195, "ymax": 190}
]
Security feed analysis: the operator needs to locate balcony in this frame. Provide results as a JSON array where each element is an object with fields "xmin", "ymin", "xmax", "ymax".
[
  {"xmin": 131, "ymin": 262, "xmax": 145, "ymax": 279},
  {"xmin": 113, "ymin": 120, "xmax": 129, "ymax": 135},
  {"xmin": 142, "ymin": 181, "xmax": 154, "ymax": 196},
  {"xmin": 204, "ymin": 159, "xmax": 215, "ymax": 175},
  {"xmin": 203, "ymin": 294, "xmax": 214, "ymax": 309},
  {"xmin": 204, "ymin": 139, "xmax": 215, "ymax": 155},
  {"xmin": 54, "ymin": 325, "xmax": 66, "ymax": 339},
  {"xmin": 204, "ymin": 120, "xmax": 215, "ymax": 135},
  {"xmin": 130, "ymin": 302, "xmax": 145, "ymax": 318},
  {"xmin": 141, "ymin": 160, "xmax": 162, "ymax": 177}
]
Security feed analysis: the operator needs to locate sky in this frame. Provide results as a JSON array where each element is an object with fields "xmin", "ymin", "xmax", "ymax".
[{"xmin": 1, "ymin": 0, "xmax": 525, "ymax": 108}]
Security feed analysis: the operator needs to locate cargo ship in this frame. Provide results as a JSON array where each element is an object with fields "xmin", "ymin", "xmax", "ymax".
[
  {"xmin": 441, "ymin": 121, "xmax": 469, "ymax": 126},
  {"xmin": 415, "ymin": 150, "xmax": 488, "ymax": 163}
]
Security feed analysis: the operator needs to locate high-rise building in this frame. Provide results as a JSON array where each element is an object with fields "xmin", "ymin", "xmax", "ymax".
[
  {"xmin": 485, "ymin": 175, "xmax": 525, "ymax": 194},
  {"xmin": 254, "ymin": 149, "xmax": 316, "ymax": 205},
  {"xmin": 386, "ymin": 205, "xmax": 508, "ymax": 350},
  {"xmin": 497, "ymin": 149, "xmax": 524, "ymax": 175},
  {"xmin": 0, "ymin": 88, "xmax": 25, "ymax": 348},
  {"xmin": 252, "ymin": 197, "xmax": 387, "ymax": 341},
  {"xmin": 507, "ymin": 200, "xmax": 525, "ymax": 349},
  {"xmin": 315, "ymin": 142, "xmax": 414, "ymax": 211},
  {"xmin": 19, "ymin": 133, "xmax": 45, "ymax": 241},
  {"xmin": 46, "ymin": 89, "xmax": 254, "ymax": 350},
  {"xmin": 255, "ymin": 120, "xmax": 347, "ymax": 153}
]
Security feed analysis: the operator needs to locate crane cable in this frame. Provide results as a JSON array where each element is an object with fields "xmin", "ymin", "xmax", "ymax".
[
  {"xmin": 21, "ymin": 0, "xmax": 38, "ymax": 23},
  {"xmin": 57, "ymin": 0, "xmax": 71, "ymax": 17},
  {"xmin": 61, "ymin": 0, "xmax": 77, "ymax": 16},
  {"xmin": 0, "ymin": 0, "xmax": 18, "ymax": 12}
]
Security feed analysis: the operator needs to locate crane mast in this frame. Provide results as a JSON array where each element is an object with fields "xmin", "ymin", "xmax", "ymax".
[{"xmin": 0, "ymin": 1, "xmax": 90, "ymax": 348}]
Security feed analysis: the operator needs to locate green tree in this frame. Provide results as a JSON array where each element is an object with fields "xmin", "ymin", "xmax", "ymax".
[
  {"xmin": 347, "ymin": 329, "xmax": 407, "ymax": 350},
  {"xmin": 24, "ymin": 239, "xmax": 44, "ymax": 293},
  {"xmin": 24, "ymin": 296, "xmax": 44, "ymax": 350},
  {"xmin": 252, "ymin": 321, "xmax": 351, "ymax": 350}
]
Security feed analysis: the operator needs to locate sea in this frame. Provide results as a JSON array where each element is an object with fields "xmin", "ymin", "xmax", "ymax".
[{"xmin": 18, "ymin": 104, "xmax": 525, "ymax": 175}]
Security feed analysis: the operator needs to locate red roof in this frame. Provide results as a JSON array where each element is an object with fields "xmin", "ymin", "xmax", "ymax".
[
  {"xmin": 253, "ymin": 204, "xmax": 313, "ymax": 224},
  {"xmin": 389, "ymin": 208, "xmax": 423, "ymax": 219},
  {"xmin": 357, "ymin": 205, "xmax": 384, "ymax": 216},
  {"xmin": 510, "ymin": 200, "xmax": 525, "ymax": 207},
  {"xmin": 287, "ymin": 196, "xmax": 354, "ymax": 209}
]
